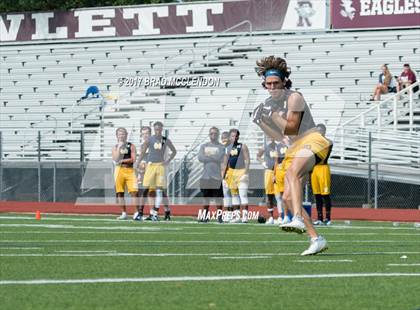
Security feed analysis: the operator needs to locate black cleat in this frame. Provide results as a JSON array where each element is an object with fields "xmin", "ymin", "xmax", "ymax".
[{"xmin": 164, "ymin": 211, "xmax": 171, "ymax": 221}]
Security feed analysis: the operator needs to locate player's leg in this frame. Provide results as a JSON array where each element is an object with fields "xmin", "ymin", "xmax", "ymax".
[
  {"xmin": 238, "ymin": 171, "xmax": 249, "ymax": 223},
  {"xmin": 134, "ymin": 188, "xmax": 145, "ymax": 220},
  {"xmin": 282, "ymin": 149, "xmax": 328, "ymax": 255},
  {"xmin": 314, "ymin": 194, "xmax": 324, "ymax": 225},
  {"xmin": 321, "ymin": 165, "xmax": 332, "ymax": 225},
  {"xmin": 162, "ymin": 190, "xmax": 171, "ymax": 221},
  {"xmin": 126, "ymin": 168, "xmax": 138, "ymax": 219},
  {"xmin": 199, "ymin": 179, "xmax": 210, "ymax": 223},
  {"xmin": 282, "ymin": 149, "xmax": 317, "ymax": 235},
  {"xmin": 114, "ymin": 166, "xmax": 128, "ymax": 220},
  {"xmin": 323, "ymin": 195, "xmax": 332, "ymax": 225},
  {"xmin": 116, "ymin": 192, "xmax": 127, "ymax": 220}
]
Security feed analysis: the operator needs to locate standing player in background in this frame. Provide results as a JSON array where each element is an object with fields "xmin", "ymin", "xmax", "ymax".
[
  {"xmin": 252, "ymin": 56, "xmax": 330, "ymax": 255},
  {"xmin": 311, "ymin": 124, "xmax": 333, "ymax": 226},
  {"xmin": 112, "ymin": 127, "xmax": 138, "ymax": 220},
  {"xmin": 139, "ymin": 122, "xmax": 177, "ymax": 221},
  {"xmin": 133, "ymin": 126, "xmax": 151, "ymax": 221},
  {"xmin": 274, "ymin": 137, "xmax": 291, "ymax": 225},
  {"xmin": 221, "ymin": 131, "xmax": 233, "ymax": 220},
  {"xmin": 197, "ymin": 127, "xmax": 225, "ymax": 223},
  {"xmin": 222, "ymin": 129, "xmax": 250, "ymax": 223},
  {"xmin": 256, "ymin": 137, "xmax": 277, "ymax": 224}
]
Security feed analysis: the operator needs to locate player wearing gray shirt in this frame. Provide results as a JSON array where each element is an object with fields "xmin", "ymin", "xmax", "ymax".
[{"xmin": 197, "ymin": 127, "xmax": 225, "ymax": 223}]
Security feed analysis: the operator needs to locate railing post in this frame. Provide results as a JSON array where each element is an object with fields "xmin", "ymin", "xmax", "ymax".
[
  {"xmin": 0, "ymin": 131, "xmax": 2, "ymax": 201},
  {"xmin": 171, "ymin": 160, "xmax": 176, "ymax": 205},
  {"xmin": 80, "ymin": 131, "xmax": 85, "ymax": 162},
  {"xmin": 37, "ymin": 131, "xmax": 41, "ymax": 202},
  {"xmin": 53, "ymin": 162, "xmax": 56, "ymax": 202},
  {"xmin": 374, "ymin": 162, "xmax": 378, "ymax": 209},
  {"xmin": 409, "ymin": 88, "xmax": 413, "ymax": 132},
  {"xmin": 361, "ymin": 114, "xmax": 365, "ymax": 127},
  {"xmin": 393, "ymin": 96, "xmax": 397, "ymax": 131},
  {"xmin": 340, "ymin": 127, "xmax": 344, "ymax": 161},
  {"xmin": 377, "ymin": 105, "xmax": 381, "ymax": 130},
  {"xmin": 367, "ymin": 131, "xmax": 372, "ymax": 205}
]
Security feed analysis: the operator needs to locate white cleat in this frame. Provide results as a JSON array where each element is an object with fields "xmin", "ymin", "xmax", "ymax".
[
  {"xmin": 266, "ymin": 217, "xmax": 275, "ymax": 225},
  {"xmin": 325, "ymin": 220, "xmax": 332, "ymax": 226},
  {"xmin": 301, "ymin": 236, "xmax": 328, "ymax": 256},
  {"xmin": 229, "ymin": 217, "xmax": 242, "ymax": 223},
  {"xmin": 281, "ymin": 216, "xmax": 291, "ymax": 225},
  {"xmin": 280, "ymin": 216, "xmax": 306, "ymax": 234},
  {"xmin": 117, "ymin": 213, "xmax": 128, "ymax": 220},
  {"xmin": 313, "ymin": 220, "xmax": 324, "ymax": 226},
  {"xmin": 132, "ymin": 211, "xmax": 139, "ymax": 220}
]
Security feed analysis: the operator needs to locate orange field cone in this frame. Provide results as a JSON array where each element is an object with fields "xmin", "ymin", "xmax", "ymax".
[{"xmin": 35, "ymin": 210, "xmax": 41, "ymax": 220}]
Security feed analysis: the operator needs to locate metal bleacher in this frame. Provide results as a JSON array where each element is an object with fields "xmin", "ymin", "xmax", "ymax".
[{"xmin": 1, "ymin": 28, "xmax": 419, "ymax": 165}]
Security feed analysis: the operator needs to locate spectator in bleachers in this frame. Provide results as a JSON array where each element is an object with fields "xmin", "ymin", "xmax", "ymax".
[
  {"xmin": 80, "ymin": 85, "xmax": 100, "ymax": 100},
  {"xmin": 370, "ymin": 64, "xmax": 397, "ymax": 101},
  {"xmin": 396, "ymin": 64, "xmax": 417, "ymax": 93}
]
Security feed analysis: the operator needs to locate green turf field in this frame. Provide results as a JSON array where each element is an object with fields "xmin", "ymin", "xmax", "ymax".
[{"xmin": 0, "ymin": 214, "xmax": 419, "ymax": 310}]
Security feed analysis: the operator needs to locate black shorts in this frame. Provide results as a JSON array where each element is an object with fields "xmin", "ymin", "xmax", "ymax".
[{"xmin": 200, "ymin": 178, "xmax": 223, "ymax": 199}]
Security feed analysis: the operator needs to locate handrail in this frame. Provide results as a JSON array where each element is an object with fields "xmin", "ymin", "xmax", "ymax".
[
  {"xmin": 204, "ymin": 20, "xmax": 253, "ymax": 65},
  {"xmin": 337, "ymin": 81, "xmax": 419, "ymax": 130},
  {"xmin": 168, "ymin": 20, "xmax": 253, "ymax": 75}
]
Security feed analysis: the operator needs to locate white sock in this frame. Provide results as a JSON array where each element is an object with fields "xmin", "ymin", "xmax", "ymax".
[
  {"xmin": 242, "ymin": 209, "xmax": 248, "ymax": 221},
  {"xmin": 275, "ymin": 194, "xmax": 283, "ymax": 217},
  {"xmin": 155, "ymin": 189, "xmax": 163, "ymax": 209}
]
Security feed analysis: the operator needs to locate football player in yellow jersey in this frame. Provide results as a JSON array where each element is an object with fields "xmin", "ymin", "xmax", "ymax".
[
  {"xmin": 112, "ymin": 127, "xmax": 138, "ymax": 220},
  {"xmin": 311, "ymin": 124, "xmax": 333, "ymax": 226},
  {"xmin": 257, "ymin": 137, "xmax": 277, "ymax": 224},
  {"xmin": 222, "ymin": 129, "xmax": 250, "ymax": 223},
  {"xmin": 253, "ymin": 56, "xmax": 331, "ymax": 255}
]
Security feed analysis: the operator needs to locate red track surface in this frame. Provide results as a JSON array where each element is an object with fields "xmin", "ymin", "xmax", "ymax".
[{"xmin": 0, "ymin": 201, "xmax": 419, "ymax": 222}]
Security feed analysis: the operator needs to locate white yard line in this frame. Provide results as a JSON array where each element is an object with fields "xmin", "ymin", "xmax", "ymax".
[
  {"xmin": 2, "ymin": 251, "xmax": 420, "ymax": 258},
  {"xmin": 0, "ymin": 224, "xmax": 181, "ymax": 231},
  {"xmin": 0, "ymin": 239, "xmax": 418, "ymax": 244},
  {"xmin": 387, "ymin": 263, "xmax": 420, "ymax": 266},
  {"xmin": 210, "ymin": 256, "xmax": 272, "ymax": 260},
  {"xmin": 296, "ymin": 259, "xmax": 353, "ymax": 263},
  {"xmin": 0, "ymin": 247, "xmax": 42, "ymax": 250},
  {"xmin": 0, "ymin": 216, "xmax": 418, "ymax": 230},
  {"xmin": 0, "ymin": 230, "xmax": 418, "ymax": 237},
  {"xmin": 1, "ymin": 273, "xmax": 419, "ymax": 285}
]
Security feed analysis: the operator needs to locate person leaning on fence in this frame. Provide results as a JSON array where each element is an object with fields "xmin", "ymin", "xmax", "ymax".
[
  {"xmin": 396, "ymin": 63, "xmax": 418, "ymax": 93},
  {"xmin": 370, "ymin": 64, "xmax": 397, "ymax": 101}
]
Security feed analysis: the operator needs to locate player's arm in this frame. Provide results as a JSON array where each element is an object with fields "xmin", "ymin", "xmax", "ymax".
[
  {"xmin": 112, "ymin": 144, "xmax": 124, "ymax": 163},
  {"xmin": 256, "ymin": 120, "xmax": 284, "ymax": 141},
  {"xmin": 272, "ymin": 93, "xmax": 304, "ymax": 136},
  {"xmin": 164, "ymin": 139, "xmax": 177, "ymax": 165},
  {"xmin": 138, "ymin": 140, "xmax": 149, "ymax": 162},
  {"xmin": 256, "ymin": 148, "xmax": 264, "ymax": 163},
  {"xmin": 243, "ymin": 144, "xmax": 250, "ymax": 173},
  {"xmin": 221, "ymin": 153, "xmax": 228, "ymax": 179},
  {"xmin": 120, "ymin": 144, "xmax": 136, "ymax": 165},
  {"xmin": 198, "ymin": 144, "xmax": 211, "ymax": 163}
]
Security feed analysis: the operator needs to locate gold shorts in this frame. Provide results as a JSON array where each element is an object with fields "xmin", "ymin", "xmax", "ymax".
[
  {"xmin": 311, "ymin": 164, "xmax": 331, "ymax": 195},
  {"xmin": 114, "ymin": 166, "xmax": 138, "ymax": 193},
  {"xmin": 143, "ymin": 163, "xmax": 166, "ymax": 188},
  {"xmin": 225, "ymin": 168, "xmax": 247, "ymax": 195},
  {"xmin": 274, "ymin": 164, "xmax": 286, "ymax": 194},
  {"xmin": 264, "ymin": 169, "xmax": 275, "ymax": 195},
  {"xmin": 282, "ymin": 132, "xmax": 331, "ymax": 171}
]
